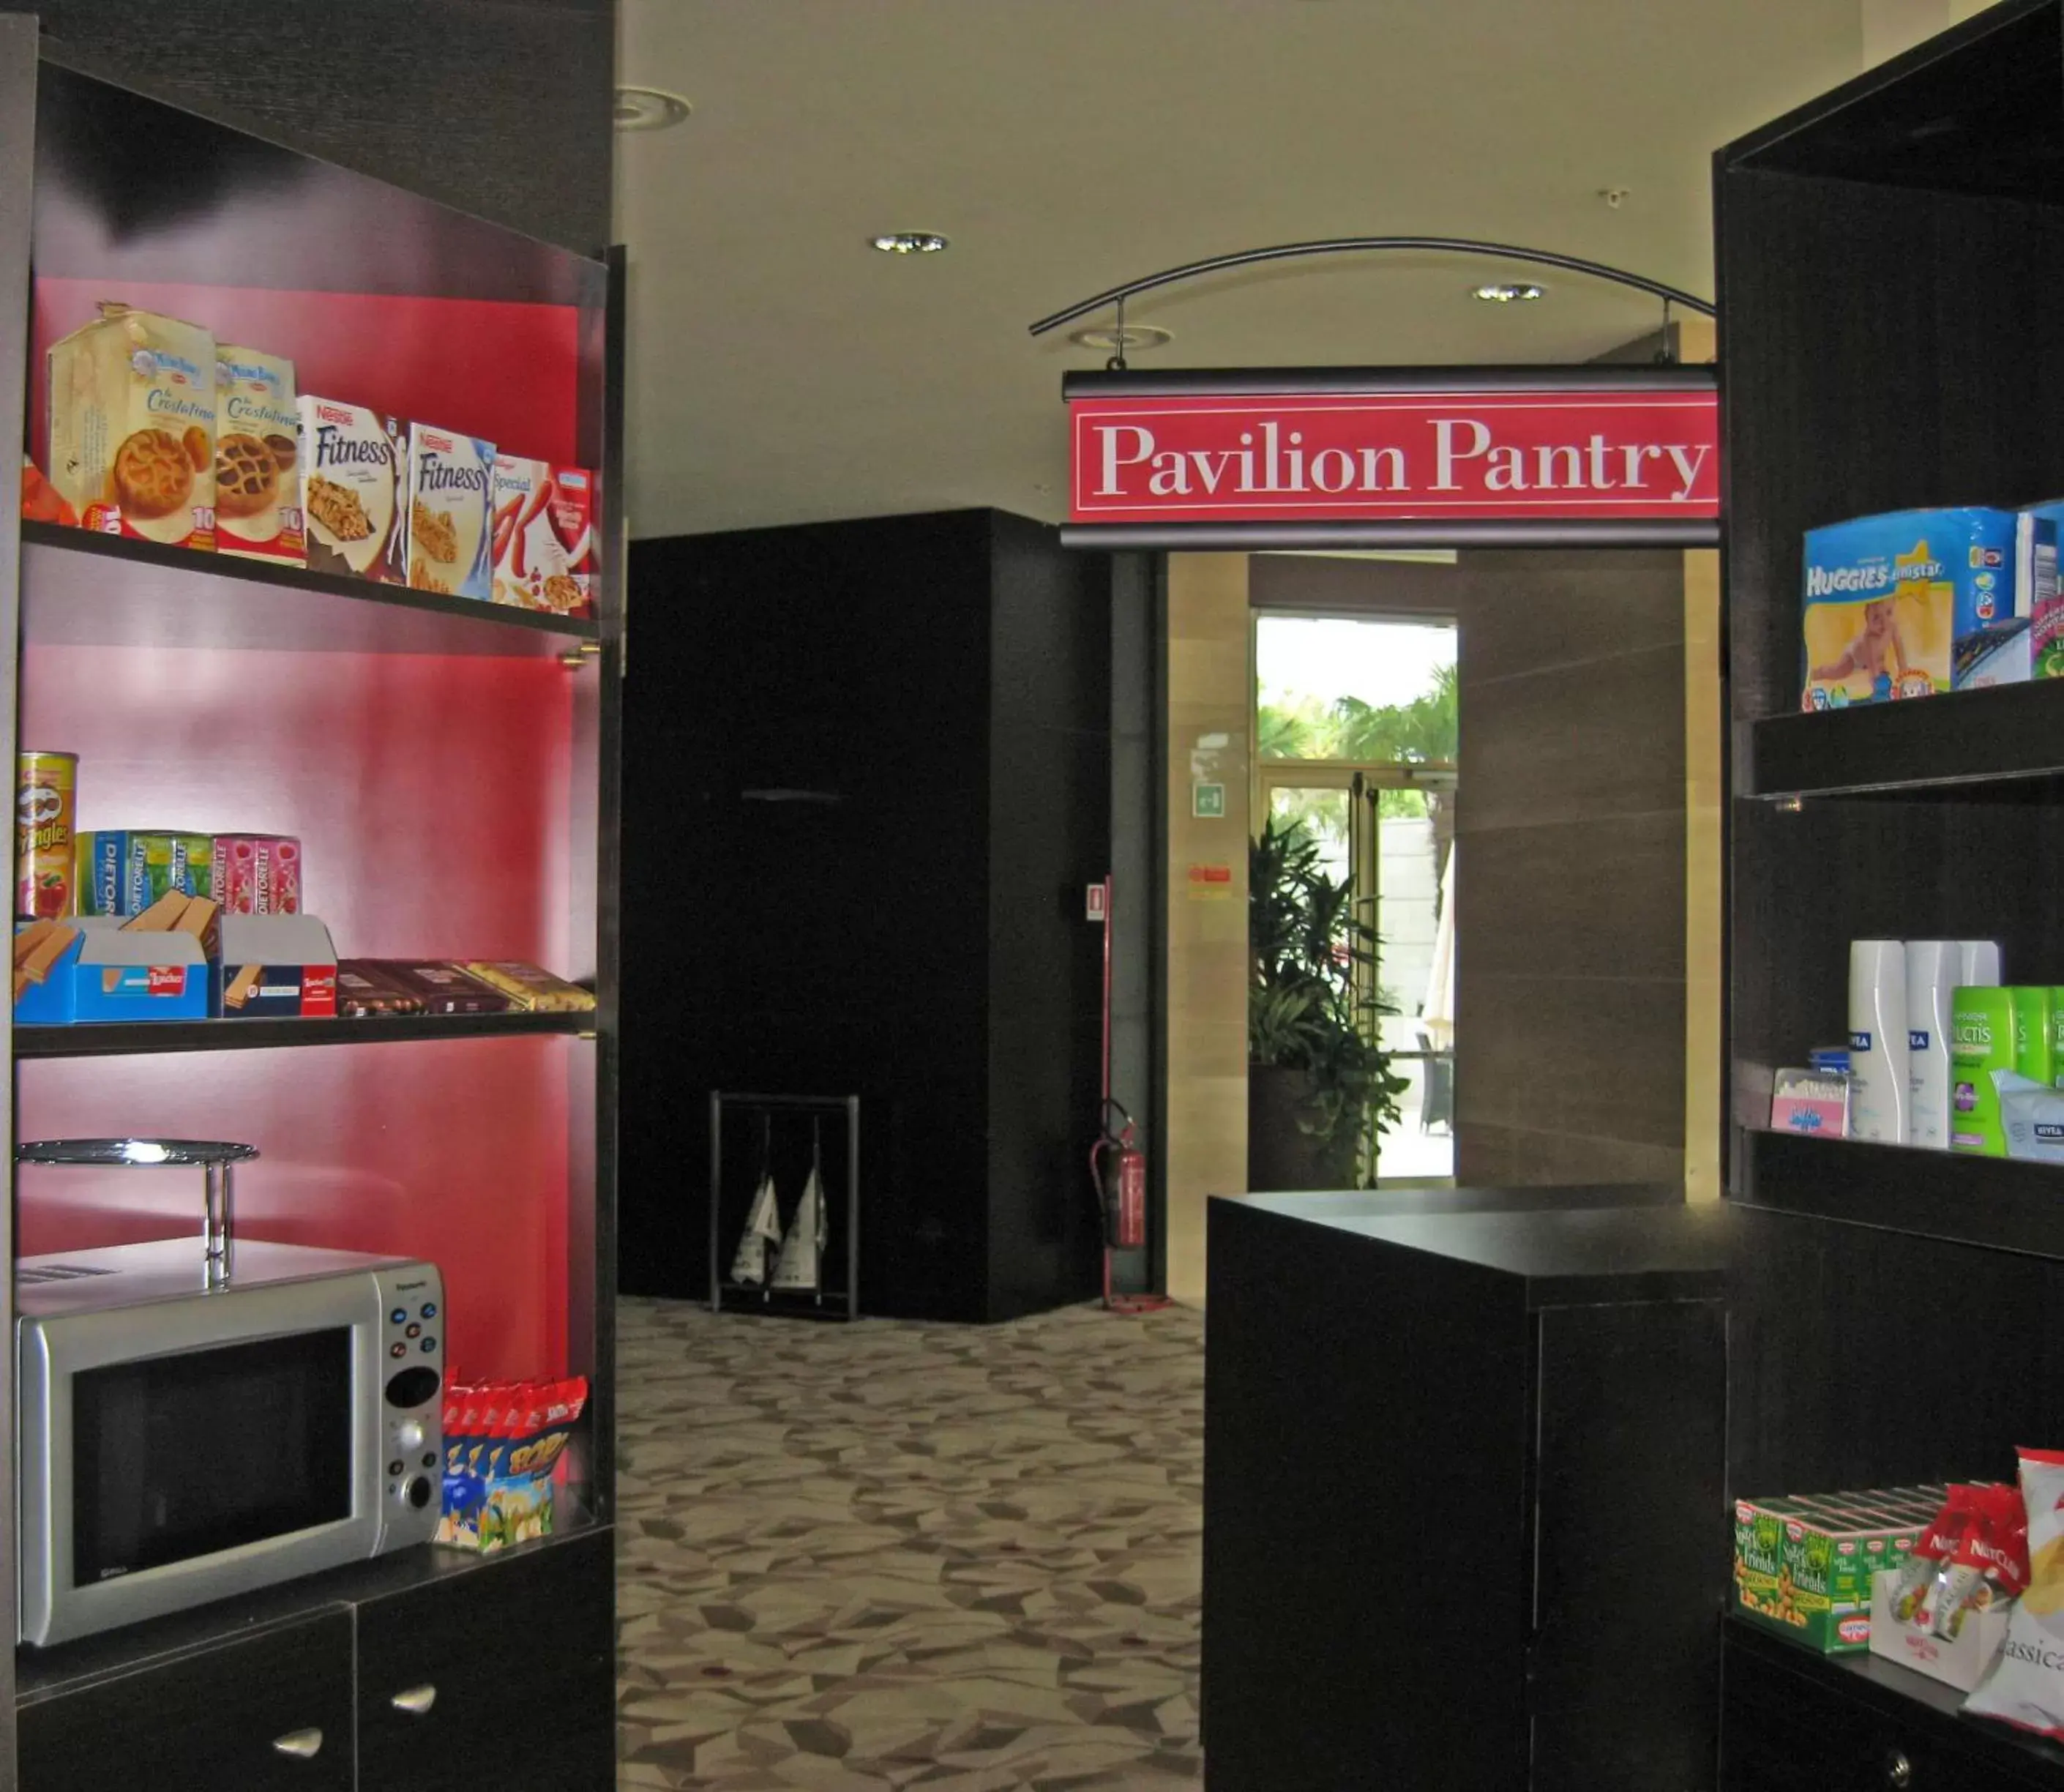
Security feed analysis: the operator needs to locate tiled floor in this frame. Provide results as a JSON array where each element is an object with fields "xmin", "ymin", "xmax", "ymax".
[{"xmin": 616, "ymin": 1296, "xmax": 1204, "ymax": 1789}]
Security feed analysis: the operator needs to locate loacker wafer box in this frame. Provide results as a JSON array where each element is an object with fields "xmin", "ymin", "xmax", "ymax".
[
  {"xmin": 48, "ymin": 303, "xmax": 217, "ymax": 550},
  {"xmin": 299, "ymin": 397, "xmax": 407, "ymax": 583},
  {"xmin": 403, "ymin": 422, "xmax": 495, "ymax": 600},
  {"xmin": 13, "ymin": 914, "xmax": 211, "ymax": 1023},
  {"xmin": 212, "ymin": 914, "xmax": 336, "ymax": 1019}
]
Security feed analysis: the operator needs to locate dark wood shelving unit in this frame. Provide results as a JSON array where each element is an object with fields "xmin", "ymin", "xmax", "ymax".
[
  {"xmin": 1727, "ymin": 1618, "xmax": 2064, "ymax": 1790},
  {"xmin": 20, "ymin": 522, "xmax": 598, "ymax": 657},
  {"xmin": 1750, "ymin": 681, "xmax": 2064, "ymax": 799},
  {"xmin": 1718, "ymin": 4, "xmax": 2064, "ymax": 1786},
  {"xmin": 0, "ymin": 34, "xmax": 621, "ymax": 1792},
  {"xmin": 1738, "ymin": 1130, "xmax": 2064, "ymax": 1258},
  {"xmin": 15, "ymin": 1012, "xmax": 593, "ymax": 1058}
]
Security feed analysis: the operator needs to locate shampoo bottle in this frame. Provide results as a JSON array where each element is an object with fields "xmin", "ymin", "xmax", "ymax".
[
  {"xmin": 1905, "ymin": 941, "xmax": 1959, "ymax": 1149},
  {"xmin": 1961, "ymin": 940, "xmax": 2003, "ymax": 986},
  {"xmin": 1850, "ymin": 939, "xmax": 1910, "ymax": 1144}
]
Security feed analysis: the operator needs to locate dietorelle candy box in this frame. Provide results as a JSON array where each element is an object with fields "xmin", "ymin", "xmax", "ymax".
[{"xmin": 75, "ymin": 831, "xmax": 212, "ymax": 918}]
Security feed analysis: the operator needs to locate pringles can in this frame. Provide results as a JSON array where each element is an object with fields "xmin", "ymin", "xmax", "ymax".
[{"xmin": 15, "ymin": 752, "xmax": 77, "ymax": 919}]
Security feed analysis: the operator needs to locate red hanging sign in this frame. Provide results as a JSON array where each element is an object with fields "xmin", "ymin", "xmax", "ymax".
[{"xmin": 1062, "ymin": 370, "xmax": 1719, "ymax": 545}]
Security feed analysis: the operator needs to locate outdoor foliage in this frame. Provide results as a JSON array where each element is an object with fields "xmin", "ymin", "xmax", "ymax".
[{"xmin": 1248, "ymin": 815, "xmax": 1410, "ymax": 1149}]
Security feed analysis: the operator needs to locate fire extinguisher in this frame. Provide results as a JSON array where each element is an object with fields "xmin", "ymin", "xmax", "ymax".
[{"xmin": 1091, "ymin": 1100, "xmax": 1147, "ymax": 1251}]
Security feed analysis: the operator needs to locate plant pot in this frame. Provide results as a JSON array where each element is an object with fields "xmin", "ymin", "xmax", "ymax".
[{"xmin": 1247, "ymin": 1063, "xmax": 1361, "ymax": 1191}]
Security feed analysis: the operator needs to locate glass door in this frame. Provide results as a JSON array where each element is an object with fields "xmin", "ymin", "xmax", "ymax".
[{"xmin": 1255, "ymin": 612, "xmax": 1457, "ymax": 1181}]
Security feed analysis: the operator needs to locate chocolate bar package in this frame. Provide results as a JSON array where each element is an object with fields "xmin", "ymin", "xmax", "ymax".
[
  {"xmin": 336, "ymin": 960, "xmax": 427, "ymax": 1017},
  {"xmin": 367, "ymin": 960, "xmax": 512, "ymax": 1015},
  {"xmin": 459, "ymin": 960, "xmax": 594, "ymax": 1013}
]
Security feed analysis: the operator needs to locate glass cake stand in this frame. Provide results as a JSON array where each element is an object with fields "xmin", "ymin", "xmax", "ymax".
[{"xmin": 15, "ymin": 1138, "xmax": 261, "ymax": 1286}]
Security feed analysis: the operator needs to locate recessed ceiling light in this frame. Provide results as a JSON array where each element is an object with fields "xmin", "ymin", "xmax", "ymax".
[
  {"xmin": 870, "ymin": 231, "xmax": 950, "ymax": 255},
  {"xmin": 615, "ymin": 87, "xmax": 692, "ymax": 132},
  {"xmin": 1067, "ymin": 324, "xmax": 1174, "ymax": 353},
  {"xmin": 1473, "ymin": 281, "xmax": 1547, "ymax": 303}
]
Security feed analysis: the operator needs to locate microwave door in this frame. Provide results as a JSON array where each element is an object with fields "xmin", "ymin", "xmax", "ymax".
[
  {"xmin": 72, "ymin": 1329, "xmax": 354, "ymax": 1585},
  {"xmin": 19, "ymin": 1279, "xmax": 387, "ymax": 1647}
]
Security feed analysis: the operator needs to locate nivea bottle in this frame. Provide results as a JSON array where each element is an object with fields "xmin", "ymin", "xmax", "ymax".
[{"xmin": 1849, "ymin": 940, "xmax": 1910, "ymax": 1144}]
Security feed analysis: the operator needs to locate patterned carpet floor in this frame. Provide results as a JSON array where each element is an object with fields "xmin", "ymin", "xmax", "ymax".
[{"xmin": 616, "ymin": 1298, "xmax": 1205, "ymax": 1790}]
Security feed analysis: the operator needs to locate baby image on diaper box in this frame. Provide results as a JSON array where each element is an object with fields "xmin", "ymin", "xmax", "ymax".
[{"xmin": 1802, "ymin": 508, "xmax": 2040, "ymax": 710}]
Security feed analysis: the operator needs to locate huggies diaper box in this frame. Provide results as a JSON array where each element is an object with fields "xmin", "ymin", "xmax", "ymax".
[{"xmin": 1802, "ymin": 508, "xmax": 2055, "ymax": 709}]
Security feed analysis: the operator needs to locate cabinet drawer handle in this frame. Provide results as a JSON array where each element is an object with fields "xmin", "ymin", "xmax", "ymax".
[
  {"xmin": 1884, "ymin": 1749, "xmax": 1912, "ymax": 1789},
  {"xmin": 272, "ymin": 1728, "xmax": 325, "ymax": 1760},
  {"xmin": 391, "ymin": 1684, "xmax": 438, "ymax": 1716}
]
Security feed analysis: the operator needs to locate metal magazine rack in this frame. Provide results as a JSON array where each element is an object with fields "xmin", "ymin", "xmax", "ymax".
[{"xmin": 708, "ymin": 1092, "xmax": 859, "ymax": 1321}]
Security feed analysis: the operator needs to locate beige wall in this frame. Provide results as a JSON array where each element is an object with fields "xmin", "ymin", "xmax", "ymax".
[
  {"xmin": 1681, "ymin": 316, "xmax": 1723, "ymax": 1203},
  {"xmin": 1163, "ymin": 555, "xmax": 1252, "ymax": 1304}
]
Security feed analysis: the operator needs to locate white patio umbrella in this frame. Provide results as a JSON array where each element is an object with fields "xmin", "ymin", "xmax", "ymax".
[{"xmin": 1421, "ymin": 844, "xmax": 1457, "ymax": 1053}]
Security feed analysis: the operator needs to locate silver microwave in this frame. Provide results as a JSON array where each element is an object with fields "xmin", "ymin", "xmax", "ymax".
[{"xmin": 16, "ymin": 1238, "xmax": 445, "ymax": 1647}]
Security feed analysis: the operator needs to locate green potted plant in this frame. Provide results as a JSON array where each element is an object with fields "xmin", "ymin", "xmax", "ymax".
[{"xmin": 1248, "ymin": 815, "xmax": 1409, "ymax": 1190}]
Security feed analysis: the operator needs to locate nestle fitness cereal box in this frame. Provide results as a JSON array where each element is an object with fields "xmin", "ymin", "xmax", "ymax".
[
  {"xmin": 48, "ymin": 304, "xmax": 217, "ymax": 550},
  {"xmin": 214, "ymin": 347, "xmax": 303, "ymax": 566},
  {"xmin": 403, "ymin": 423, "xmax": 495, "ymax": 600},
  {"xmin": 298, "ymin": 396, "xmax": 407, "ymax": 583}
]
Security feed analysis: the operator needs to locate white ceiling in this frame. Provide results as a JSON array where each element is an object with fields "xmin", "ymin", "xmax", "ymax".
[{"xmin": 617, "ymin": 0, "xmax": 1863, "ymax": 541}]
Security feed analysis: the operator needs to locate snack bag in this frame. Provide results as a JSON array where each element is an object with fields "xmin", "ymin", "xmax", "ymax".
[
  {"xmin": 1968, "ymin": 1449, "xmax": 2064, "ymax": 1736},
  {"xmin": 1891, "ymin": 1485, "xmax": 1978, "ymax": 1626},
  {"xmin": 1934, "ymin": 1485, "xmax": 2028, "ymax": 1641}
]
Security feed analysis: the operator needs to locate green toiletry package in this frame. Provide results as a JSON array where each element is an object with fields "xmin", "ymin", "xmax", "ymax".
[
  {"xmin": 1952, "ymin": 987, "xmax": 2016, "ymax": 1156},
  {"xmin": 2016, "ymin": 987, "xmax": 2057, "ymax": 1085},
  {"xmin": 2051, "ymin": 989, "xmax": 2064, "ymax": 1086}
]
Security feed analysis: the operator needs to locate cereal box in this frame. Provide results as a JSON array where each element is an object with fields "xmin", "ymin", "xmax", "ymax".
[
  {"xmin": 210, "ymin": 834, "xmax": 302, "ymax": 916},
  {"xmin": 47, "ymin": 304, "xmax": 217, "ymax": 550},
  {"xmin": 1801, "ymin": 509, "xmax": 2041, "ymax": 710},
  {"xmin": 490, "ymin": 457, "xmax": 595, "ymax": 616},
  {"xmin": 403, "ymin": 422, "xmax": 495, "ymax": 600},
  {"xmin": 214, "ymin": 346, "xmax": 303, "ymax": 567},
  {"xmin": 299, "ymin": 397, "xmax": 407, "ymax": 583}
]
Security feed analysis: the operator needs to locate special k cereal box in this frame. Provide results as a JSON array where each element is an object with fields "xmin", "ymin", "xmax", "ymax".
[
  {"xmin": 490, "ymin": 458, "xmax": 596, "ymax": 617},
  {"xmin": 48, "ymin": 303, "xmax": 217, "ymax": 550},
  {"xmin": 299, "ymin": 397, "xmax": 407, "ymax": 583},
  {"xmin": 403, "ymin": 423, "xmax": 495, "ymax": 600},
  {"xmin": 214, "ymin": 347, "xmax": 304, "ymax": 566}
]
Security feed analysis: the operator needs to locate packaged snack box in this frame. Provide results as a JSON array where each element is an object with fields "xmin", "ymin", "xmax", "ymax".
[
  {"xmin": 1801, "ymin": 509, "xmax": 2033, "ymax": 709},
  {"xmin": 367, "ymin": 960, "xmax": 512, "ymax": 1015},
  {"xmin": 336, "ymin": 960, "xmax": 427, "ymax": 1017},
  {"xmin": 403, "ymin": 422, "xmax": 495, "ymax": 600},
  {"xmin": 210, "ymin": 834, "xmax": 301, "ymax": 916},
  {"xmin": 13, "ymin": 895, "xmax": 216, "ymax": 1023},
  {"xmin": 458, "ymin": 960, "xmax": 595, "ymax": 1012},
  {"xmin": 75, "ymin": 830, "xmax": 212, "ymax": 917},
  {"xmin": 490, "ymin": 457, "xmax": 596, "ymax": 616},
  {"xmin": 1735, "ymin": 1493, "xmax": 1922, "ymax": 1651},
  {"xmin": 214, "ymin": 347, "xmax": 303, "ymax": 566},
  {"xmin": 48, "ymin": 303, "xmax": 216, "ymax": 550},
  {"xmin": 213, "ymin": 914, "xmax": 336, "ymax": 1018},
  {"xmin": 299, "ymin": 397, "xmax": 406, "ymax": 583}
]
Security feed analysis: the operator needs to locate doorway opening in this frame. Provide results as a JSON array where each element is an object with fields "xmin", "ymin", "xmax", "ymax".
[{"xmin": 1254, "ymin": 611, "xmax": 1458, "ymax": 1182}]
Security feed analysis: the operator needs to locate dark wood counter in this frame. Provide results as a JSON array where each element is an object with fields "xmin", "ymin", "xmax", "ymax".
[{"xmin": 1204, "ymin": 1187, "xmax": 1727, "ymax": 1792}]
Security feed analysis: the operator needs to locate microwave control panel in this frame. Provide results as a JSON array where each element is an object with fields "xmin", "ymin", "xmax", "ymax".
[{"xmin": 375, "ymin": 1261, "xmax": 445, "ymax": 1542}]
